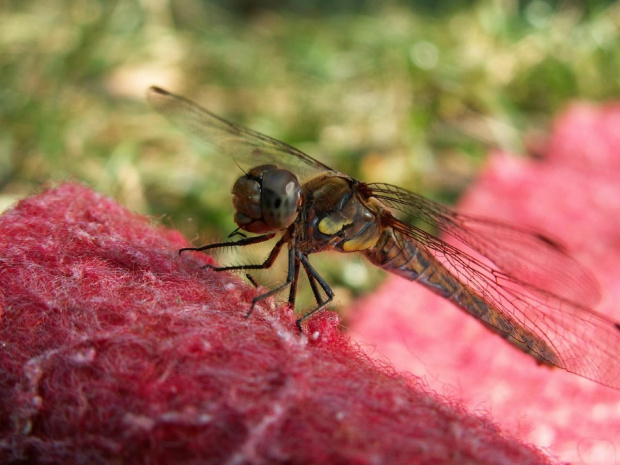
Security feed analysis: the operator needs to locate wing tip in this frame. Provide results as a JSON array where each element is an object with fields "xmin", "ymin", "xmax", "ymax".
[
  {"xmin": 147, "ymin": 85, "xmax": 170, "ymax": 96},
  {"xmin": 146, "ymin": 86, "xmax": 176, "ymax": 109}
]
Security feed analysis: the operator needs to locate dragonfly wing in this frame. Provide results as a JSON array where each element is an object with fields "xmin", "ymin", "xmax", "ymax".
[
  {"xmin": 388, "ymin": 218, "xmax": 620, "ymax": 389},
  {"xmin": 147, "ymin": 87, "xmax": 336, "ymax": 183},
  {"xmin": 366, "ymin": 182, "xmax": 601, "ymax": 307}
]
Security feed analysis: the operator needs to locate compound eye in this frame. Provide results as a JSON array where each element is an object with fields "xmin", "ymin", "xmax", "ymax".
[{"xmin": 261, "ymin": 169, "xmax": 302, "ymax": 229}]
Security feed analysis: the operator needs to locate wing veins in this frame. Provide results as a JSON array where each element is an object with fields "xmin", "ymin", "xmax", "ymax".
[
  {"xmin": 387, "ymin": 218, "xmax": 620, "ymax": 386},
  {"xmin": 367, "ymin": 182, "xmax": 601, "ymax": 307}
]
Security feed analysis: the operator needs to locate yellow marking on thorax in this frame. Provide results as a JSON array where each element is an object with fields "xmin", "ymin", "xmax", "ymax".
[
  {"xmin": 318, "ymin": 214, "xmax": 353, "ymax": 235},
  {"xmin": 342, "ymin": 232, "xmax": 379, "ymax": 252}
]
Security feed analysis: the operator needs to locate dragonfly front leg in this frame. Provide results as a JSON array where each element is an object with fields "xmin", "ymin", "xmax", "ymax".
[
  {"xmin": 182, "ymin": 234, "xmax": 284, "ymax": 274},
  {"xmin": 179, "ymin": 232, "xmax": 277, "ymax": 258},
  {"xmin": 295, "ymin": 253, "xmax": 334, "ymax": 331}
]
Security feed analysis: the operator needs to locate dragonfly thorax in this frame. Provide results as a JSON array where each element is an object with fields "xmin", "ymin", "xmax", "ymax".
[{"xmin": 232, "ymin": 164, "xmax": 302, "ymax": 234}]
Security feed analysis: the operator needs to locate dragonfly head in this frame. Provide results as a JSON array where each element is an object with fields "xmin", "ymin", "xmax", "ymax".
[{"xmin": 232, "ymin": 164, "xmax": 302, "ymax": 234}]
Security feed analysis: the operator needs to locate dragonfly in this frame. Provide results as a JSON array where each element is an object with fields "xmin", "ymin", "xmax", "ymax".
[{"xmin": 148, "ymin": 86, "xmax": 620, "ymax": 390}]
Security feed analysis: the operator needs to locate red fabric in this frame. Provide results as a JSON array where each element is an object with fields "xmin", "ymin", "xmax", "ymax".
[
  {"xmin": 351, "ymin": 101, "xmax": 620, "ymax": 464},
  {"xmin": 0, "ymin": 184, "xmax": 554, "ymax": 464}
]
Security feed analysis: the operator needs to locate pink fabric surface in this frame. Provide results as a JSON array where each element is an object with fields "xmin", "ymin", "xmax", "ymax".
[
  {"xmin": 0, "ymin": 183, "xmax": 554, "ymax": 464},
  {"xmin": 350, "ymin": 102, "xmax": 620, "ymax": 464}
]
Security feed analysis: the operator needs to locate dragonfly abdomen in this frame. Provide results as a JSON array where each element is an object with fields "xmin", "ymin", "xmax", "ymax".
[
  {"xmin": 364, "ymin": 227, "xmax": 561, "ymax": 367},
  {"xmin": 364, "ymin": 227, "xmax": 466, "ymax": 301}
]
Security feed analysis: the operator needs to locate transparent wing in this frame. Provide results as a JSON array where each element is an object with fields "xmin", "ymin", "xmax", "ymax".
[
  {"xmin": 147, "ymin": 86, "xmax": 336, "ymax": 183},
  {"xmin": 387, "ymin": 217, "xmax": 620, "ymax": 389},
  {"xmin": 366, "ymin": 182, "xmax": 601, "ymax": 308}
]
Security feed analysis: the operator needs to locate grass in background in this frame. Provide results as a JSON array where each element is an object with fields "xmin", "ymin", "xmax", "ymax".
[{"xmin": 1, "ymin": 0, "xmax": 619, "ymax": 307}]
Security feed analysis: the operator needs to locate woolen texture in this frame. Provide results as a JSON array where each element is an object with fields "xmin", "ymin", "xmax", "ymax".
[{"xmin": 0, "ymin": 183, "xmax": 553, "ymax": 464}]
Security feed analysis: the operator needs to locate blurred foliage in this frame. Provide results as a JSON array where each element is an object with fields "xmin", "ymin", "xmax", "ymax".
[{"xmin": 1, "ymin": 0, "xmax": 620, "ymax": 306}]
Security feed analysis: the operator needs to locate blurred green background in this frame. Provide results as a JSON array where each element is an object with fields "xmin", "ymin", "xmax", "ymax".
[{"xmin": 2, "ymin": 0, "xmax": 619, "ymax": 308}]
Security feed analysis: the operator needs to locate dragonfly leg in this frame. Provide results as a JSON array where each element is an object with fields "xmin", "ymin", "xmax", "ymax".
[
  {"xmin": 179, "ymin": 232, "xmax": 277, "ymax": 256},
  {"xmin": 287, "ymin": 253, "xmax": 301, "ymax": 306},
  {"xmin": 247, "ymin": 243, "xmax": 297, "ymax": 318},
  {"xmin": 246, "ymin": 273, "xmax": 259, "ymax": 288},
  {"xmin": 295, "ymin": 253, "xmax": 334, "ymax": 331},
  {"xmin": 181, "ymin": 234, "xmax": 285, "ymax": 295},
  {"xmin": 304, "ymin": 258, "xmax": 324, "ymax": 308},
  {"xmin": 203, "ymin": 236, "xmax": 286, "ymax": 273},
  {"xmin": 227, "ymin": 227, "xmax": 247, "ymax": 239}
]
